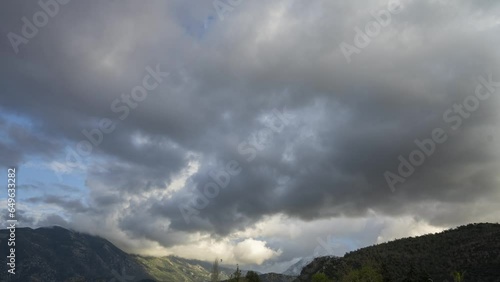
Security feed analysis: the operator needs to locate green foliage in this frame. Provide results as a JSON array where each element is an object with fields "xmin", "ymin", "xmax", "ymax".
[
  {"xmin": 452, "ymin": 271, "xmax": 465, "ymax": 282},
  {"xmin": 312, "ymin": 272, "xmax": 332, "ymax": 282},
  {"xmin": 245, "ymin": 270, "xmax": 261, "ymax": 282},
  {"xmin": 342, "ymin": 265, "xmax": 383, "ymax": 282},
  {"xmin": 135, "ymin": 255, "xmax": 231, "ymax": 282}
]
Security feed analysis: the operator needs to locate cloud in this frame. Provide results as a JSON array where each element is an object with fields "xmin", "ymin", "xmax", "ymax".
[
  {"xmin": 234, "ymin": 239, "xmax": 282, "ymax": 265},
  {"xmin": 1, "ymin": 0, "xmax": 500, "ymax": 271},
  {"xmin": 25, "ymin": 195, "xmax": 90, "ymax": 213}
]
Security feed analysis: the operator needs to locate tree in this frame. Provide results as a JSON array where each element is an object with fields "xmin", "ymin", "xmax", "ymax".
[
  {"xmin": 342, "ymin": 265, "xmax": 384, "ymax": 282},
  {"xmin": 402, "ymin": 265, "xmax": 431, "ymax": 282},
  {"xmin": 211, "ymin": 258, "xmax": 220, "ymax": 282},
  {"xmin": 312, "ymin": 272, "xmax": 332, "ymax": 282},
  {"xmin": 452, "ymin": 271, "xmax": 465, "ymax": 282},
  {"xmin": 245, "ymin": 270, "xmax": 261, "ymax": 282},
  {"xmin": 229, "ymin": 264, "xmax": 242, "ymax": 282}
]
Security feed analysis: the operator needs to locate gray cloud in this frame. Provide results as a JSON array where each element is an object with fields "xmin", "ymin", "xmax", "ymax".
[
  {"xmin": 1, "ymin": 0, "xmax": 500, "ymax": 268},
  {"xmin": 26, "ymin": 195, "xmax": 90, "ymax": 213}
]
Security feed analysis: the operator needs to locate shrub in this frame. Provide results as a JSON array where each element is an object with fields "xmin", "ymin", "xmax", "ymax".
[{"xmin": 312, "ymin": 272, "xmax": 332, "ymax": 282}]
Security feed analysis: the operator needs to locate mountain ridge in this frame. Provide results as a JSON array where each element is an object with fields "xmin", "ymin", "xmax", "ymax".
[
  {"xmin": 2, "ymin": 223, "xmax": 499, "ymax": 281},
  {"xmin": 0, "ymin": 226, "xmax": 293, "ymax": 282},
  {"xmin": 294, "ymin": 222, "xmax": 500, "ymax": 282}
]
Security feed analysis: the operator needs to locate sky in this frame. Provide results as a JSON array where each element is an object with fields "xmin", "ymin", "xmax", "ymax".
[{"xmin": 1, "ymin": 0, "xmax": 500, "ymax": 273}]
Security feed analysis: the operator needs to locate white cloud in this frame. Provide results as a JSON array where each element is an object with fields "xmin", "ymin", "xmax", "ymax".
[{"xmin": 234, "ymin": 238, "xmax": 282, "ymax": 265}]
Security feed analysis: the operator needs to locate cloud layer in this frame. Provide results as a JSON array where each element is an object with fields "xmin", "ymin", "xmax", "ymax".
[{"xmin": 1, "ymin": 0, "xmax": 500, "ymax": 270}]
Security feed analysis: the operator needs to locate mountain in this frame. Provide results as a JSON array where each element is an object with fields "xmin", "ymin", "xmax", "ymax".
[
  {"xmin": 0, "ymin": 226, "xmax": 232, "ymax": 282},
  {"xmin": 0, "ymin": 226, "xmax": 153, "ymax": 282},
  {"xmin": 294, "ymin": 223, "xmax": 500, "ymax": 282},
  {"xmin": 282, "ymin": 257, "xmax": 315, "ymax": 276},
  {"xmin": 133, "ymin": 255, "xmax": 233, "ymax": 281},
  {"xmin": 3, "ymin": 223, "xmax": 499, "ymax": 281}
]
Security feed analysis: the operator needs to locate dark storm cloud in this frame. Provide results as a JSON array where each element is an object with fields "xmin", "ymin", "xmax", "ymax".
[
  {"xmin": 0, "ymin": 116, "xmax": 61, "ymax": 167},
  {"xmin": 0, "ymin": 141, "xmax": 23, "ymax": 168},
  {"xmin": 1, "ymin": 0, "xmax": 500, "ymax": 264}
]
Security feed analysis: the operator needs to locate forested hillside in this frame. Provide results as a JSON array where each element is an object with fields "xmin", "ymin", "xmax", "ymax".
[{"xmin": 296, "ymin": 223, "xmax": 500, "ymax": 282}]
